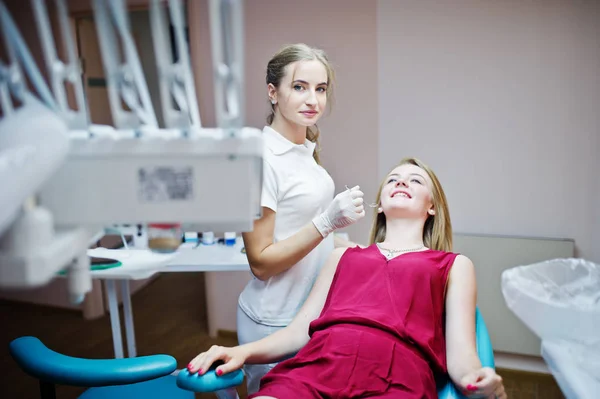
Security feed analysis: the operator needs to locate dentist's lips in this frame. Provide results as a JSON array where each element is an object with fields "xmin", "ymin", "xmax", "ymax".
[
  {"xmin": 391, "ymin": 190, "xmax": 411, "ymax": 198},
  {"xmin": 300, "ymin": 110, "xmax": 318, "ymax": 117}
]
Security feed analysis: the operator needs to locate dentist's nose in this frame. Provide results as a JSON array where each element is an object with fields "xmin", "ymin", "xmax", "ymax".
[{"xmin": 306, "ymin": 89, "xmax": 317, "ymax": 106}]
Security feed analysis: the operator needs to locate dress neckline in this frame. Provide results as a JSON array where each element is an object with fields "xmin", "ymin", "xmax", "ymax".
[{"xmin": 370, "ymin": 243, "xmax": 432, "ymax": 261}]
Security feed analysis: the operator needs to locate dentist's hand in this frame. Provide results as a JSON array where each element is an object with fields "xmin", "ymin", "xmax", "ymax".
[
  {"xmin": 312, "ymin": 185, "xmax": 365, "ymax": 238},
  {"xmin": 187, "ymin": 345, "xmax": 248, "ymax": 377}
]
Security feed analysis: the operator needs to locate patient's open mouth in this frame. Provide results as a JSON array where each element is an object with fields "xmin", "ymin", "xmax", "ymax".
[{"xmin": 391, "ymin": 190, "xmax": 411, "ymax": 198}]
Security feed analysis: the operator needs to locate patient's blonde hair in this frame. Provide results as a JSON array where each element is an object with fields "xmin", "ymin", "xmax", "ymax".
[{"xmin": 369, "ymin": 158, "xmax": 453, "ymax": 252}]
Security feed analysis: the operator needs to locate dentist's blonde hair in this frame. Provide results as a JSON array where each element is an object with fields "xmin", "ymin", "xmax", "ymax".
[
  {"xmin": 266, "ymin": 43, "xmax": 336, "ymax": 165},
  {"xmin": 369, "ymin": 158, "xmax": 453, "ymax": 252}
]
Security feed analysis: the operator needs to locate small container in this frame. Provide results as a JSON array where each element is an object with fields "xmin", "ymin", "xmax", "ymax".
[
  {"xmin": 224, "ymin": 232, "xmax": 236, "ymax": 246},
  {"xmin": 201, "ymin": 231, "xmax": 215, "ymax": 245},
  {"xmin": 147, "ymin": 223, "xmax": 182, "ymax": 253},
  {"xmin": 183, "ymin": 231, "xmax": 199, "ymax": 244},
  {"xmin": 132, "ymin": 224, "xmax": 148, "ymax": 248}
]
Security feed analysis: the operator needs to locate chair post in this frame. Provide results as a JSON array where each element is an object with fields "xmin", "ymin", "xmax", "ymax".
[
  {"xmin": 39, "ymin": 380, "xmax": 56, "ymax": 399},
  {"xmin": 215, "ymin": 388, "xmax": 240, "ymax": 399}
]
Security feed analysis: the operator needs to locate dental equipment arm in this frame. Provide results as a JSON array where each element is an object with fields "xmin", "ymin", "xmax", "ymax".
[
  {"xmin": 31, "ymin": 0, "xmax": 89, "ymax": 129},
  {"xmin": 0, "ymin": 0, "xmax": 90, "ymax": 304},
  {"xmin": 92, "ymin": 0, "xmax": 157, "ymax": 129},
  {"xmin": 149, "ymin": 0, "xmax": 201, "ymax": 129},
  {"xmin": 0, "ymin": 0, "xmax": 262, "ymax": 303}
]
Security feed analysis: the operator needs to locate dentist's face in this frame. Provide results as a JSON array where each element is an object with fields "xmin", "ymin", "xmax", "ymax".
[{"xmin": 269, "ymin": 59, "xmax": 328, "ymax": 127}]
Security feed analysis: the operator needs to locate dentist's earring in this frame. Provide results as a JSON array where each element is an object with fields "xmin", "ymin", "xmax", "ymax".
[
  {"xmin": 428, "ymin": 209, "xmax": 435, "ymax": 215},
  {"xmin": 378, "ymin": 207, "xmax": 383, "ymax": 213},
  {"xmin": 270, "ymin": 98, "xmax": 277, "ymax": 105}
]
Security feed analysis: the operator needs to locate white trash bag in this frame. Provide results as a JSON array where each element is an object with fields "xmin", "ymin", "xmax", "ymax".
[{"xmin": 501, "ymin": 258, "xmax": 600, "ymax": 399}]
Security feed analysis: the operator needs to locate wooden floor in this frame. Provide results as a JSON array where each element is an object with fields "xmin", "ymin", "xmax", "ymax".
[{"xmin": 1, "ymin": 272, "xmax": 564, "ymax": 399}]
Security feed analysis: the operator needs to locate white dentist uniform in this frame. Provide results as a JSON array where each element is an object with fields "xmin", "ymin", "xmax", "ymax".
[{"xmin": 237, "ymin": 125, "xmax": 335, "ymax": 393}]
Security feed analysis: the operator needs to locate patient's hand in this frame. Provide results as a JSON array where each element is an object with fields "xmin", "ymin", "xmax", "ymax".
[
  {"xmin": 187, "ymin": 345, "xmax": 248, "ymax": 376},
  {"xmin": 460, "ymin": 367, "xmax": 506, "ymax": 399}
]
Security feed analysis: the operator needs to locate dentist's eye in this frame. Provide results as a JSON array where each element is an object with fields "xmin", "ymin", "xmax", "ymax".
[
  {"xmin": 316, "ymin": 87, "xmax": 327, "ymax": 93},
  {"xmin": 293, "ymin": 85, "xmax": 304, "ymax": 91}
]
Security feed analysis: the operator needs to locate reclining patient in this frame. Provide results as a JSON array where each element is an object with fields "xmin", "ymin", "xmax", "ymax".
[{"xmin": 188, "ymin": 158, "xmax": 507, "ymax": 399}]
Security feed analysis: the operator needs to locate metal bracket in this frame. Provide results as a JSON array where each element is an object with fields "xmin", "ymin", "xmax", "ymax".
[
  {"xmin": 149, "ymin": 0, "xmax": 201, "ymax": 130},
  {"xmin": 31, "ymin": 0, "xmax": 89, "ymax": 129},
  {"xmin": 92, "ymin": 0, "xmax": 158, "ymax": 129},
  {"xmin": 208, "ymin": 0, "xmax": 245, "ymax": 134},
  {"xmin": 0, "ymin": 1, "xmax": 57, "ymax": 117}
]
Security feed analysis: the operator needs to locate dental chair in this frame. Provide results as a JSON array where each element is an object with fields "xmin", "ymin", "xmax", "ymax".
[{"xmin": 9, "ymin": 307, "xmax": 494, "ymax": 399}]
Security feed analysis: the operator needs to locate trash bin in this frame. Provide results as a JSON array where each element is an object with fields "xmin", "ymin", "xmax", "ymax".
[{"xmin": 501, "ymin": 258, "xmax": 600, "ymax": 399}]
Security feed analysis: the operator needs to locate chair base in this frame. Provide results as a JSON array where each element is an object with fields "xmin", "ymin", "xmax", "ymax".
[{"xmin": 78, "ymin": 375, "xmax": 193, "ymax": 399}]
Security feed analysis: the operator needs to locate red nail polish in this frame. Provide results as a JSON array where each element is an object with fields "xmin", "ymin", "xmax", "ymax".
[
  {"xmin": 467, "ymin": 384, "xmax": 477, "ymax": 391},
  {"xmin": 216, "ymin": 369, "xmax": 223, "ymax": 376},
  {"xmin": 197, "ymin": 369, "xmax": 203, "ymax": 374},
  {"xmin": 187, "ymin": 363, "xmax": 192, "ymax": 369}
]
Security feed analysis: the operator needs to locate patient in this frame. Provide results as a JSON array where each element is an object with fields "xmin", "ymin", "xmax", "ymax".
[{"xmin": 188, "ymin": 157, "xmax": 507, "ymax": 399}]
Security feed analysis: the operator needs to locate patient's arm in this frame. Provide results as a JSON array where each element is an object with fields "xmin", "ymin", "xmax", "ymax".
[
  {"xmin": 445, "ymin": 255, "xmax": 505, "ymax": 398},
  {"xmin": 244, "ymin": 246, "xmax": 342, "ymax": 363},
  {"xmin": 187, "ymin": 247, "xmax": 346, "ymax": 376},
  {"xmin": 445, "ymin": 255, "xmax": 481, "ymax": 385}
]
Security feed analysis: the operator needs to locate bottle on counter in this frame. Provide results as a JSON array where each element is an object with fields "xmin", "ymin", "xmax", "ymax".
[
  {"xmin": 147, "ymin": 223, "xmax": 182, "ymax": 253},
  {"xmin": 224, "ymin": 232, "xmax": 236, "ymax": 246},
  {"xmin": 201, "ymin": 231, "xmax": 215, "ymax": 245}
]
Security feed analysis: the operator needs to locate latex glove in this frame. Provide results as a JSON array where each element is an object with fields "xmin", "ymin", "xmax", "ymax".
[
  {"xmin": 312, "ymin": 185, "xmax": 365, "ymax": 238},
  {"xmin": 187, "ymin": 344, "xmax": 248, "ymax": 376},
  {"xmin": 460, "ymin": 367, "xmax": 506, "ymax": 399}
]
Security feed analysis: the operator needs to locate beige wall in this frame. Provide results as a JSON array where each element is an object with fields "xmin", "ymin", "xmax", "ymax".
[
  {"xmin": 189, "ymin": 0, "xmax": 379, "ymax": 332},
  {"xmin": 595, "ymin": 175, "xmax": 600, "ymax": 262},
  {"xmin": 377, "ymin": 0, "xmax": 600, "ymax": 263}
]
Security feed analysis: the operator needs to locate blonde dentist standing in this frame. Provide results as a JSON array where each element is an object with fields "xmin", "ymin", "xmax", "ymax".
[{"xmin": 236, "ymin": 44, "xmax": 365, "ymax": 394}]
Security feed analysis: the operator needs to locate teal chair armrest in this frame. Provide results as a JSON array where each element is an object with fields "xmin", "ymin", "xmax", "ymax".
[
  {"xmin": 9, "ymin": 336, "xmax": 177, "ymax": 387},
  {"xmin": 176, "ymin": 368, "xmax": 244, "ymax": 392},
  {"xmin": 438, "ymin": 307, "xmax": 495, "ymax": 399}
]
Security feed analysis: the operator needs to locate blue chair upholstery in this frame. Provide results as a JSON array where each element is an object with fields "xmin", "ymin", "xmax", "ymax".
[
  {"xmin": 10, "ymin": 337, "xmax": 177, "ymax": 386},
  {"xmin": 9, "ymin": 336, "xmax": 192, "ymax": 399},
  {"xmin": 177, "ymin": 368, "xmax": 244, "ymax": 393},
  {"xmin": 79, "ymin": 375, "xmax": 191, "ymax": 399}
]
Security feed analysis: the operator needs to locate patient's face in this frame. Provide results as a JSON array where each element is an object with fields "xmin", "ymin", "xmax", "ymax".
[
  {"xmin": 380, "ymin": 164, "xmax": 434, "ymax": 218},
  {"xmin": 269, "ymin": 60, "xmax": 329, "ymax": 127}
]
